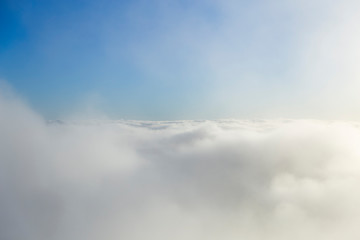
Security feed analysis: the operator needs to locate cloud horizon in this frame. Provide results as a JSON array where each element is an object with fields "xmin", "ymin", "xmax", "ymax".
[{"xmin": 2, "ymin": 90, "xmax": 360, "ymax": 240}]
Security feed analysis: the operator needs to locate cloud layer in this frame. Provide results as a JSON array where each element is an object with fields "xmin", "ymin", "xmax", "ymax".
[{"xmin": 1, "ymin": 92, "xmax": 360, "ymax": 240}]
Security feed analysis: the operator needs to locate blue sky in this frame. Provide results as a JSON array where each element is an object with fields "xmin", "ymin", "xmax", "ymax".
[{"xmin": 1, "ymin": 0, "xmax": 360, "ymax": 120}]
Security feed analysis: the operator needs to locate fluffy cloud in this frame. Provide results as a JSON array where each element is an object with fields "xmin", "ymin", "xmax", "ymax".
[{"xmin": 1, "ymin": 92, "xmax": 360, "ymax": 240}]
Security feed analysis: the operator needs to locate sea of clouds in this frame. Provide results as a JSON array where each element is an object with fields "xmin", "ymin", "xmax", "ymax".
[{"xmin": 1, "ymin": 91, "xmax": 360, "ymax": 240}]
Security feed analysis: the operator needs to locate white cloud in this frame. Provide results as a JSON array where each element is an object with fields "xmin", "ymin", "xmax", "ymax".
[{"xmin": 1, "ymin": 91, "xmax": 360, "ymax": 240}]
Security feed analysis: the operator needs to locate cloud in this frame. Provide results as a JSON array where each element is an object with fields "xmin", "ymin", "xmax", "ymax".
[{"xmin": 1, "ymin": 91, "xmax": 360, "ymax": 240}]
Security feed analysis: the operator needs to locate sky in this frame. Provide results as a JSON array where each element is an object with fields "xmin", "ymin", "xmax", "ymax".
[
  {"xmin": 1, "ymin": 0, "xmax": 360, "ymax": 120},
  {"xmin": 3, "ymin": 2, "xmax": 360, "ymax": 239}
]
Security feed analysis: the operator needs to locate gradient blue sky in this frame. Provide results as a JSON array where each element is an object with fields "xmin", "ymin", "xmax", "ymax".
[{"xmin": 1, "ymin": 0, "xmax": 360, "ymax": 120}]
